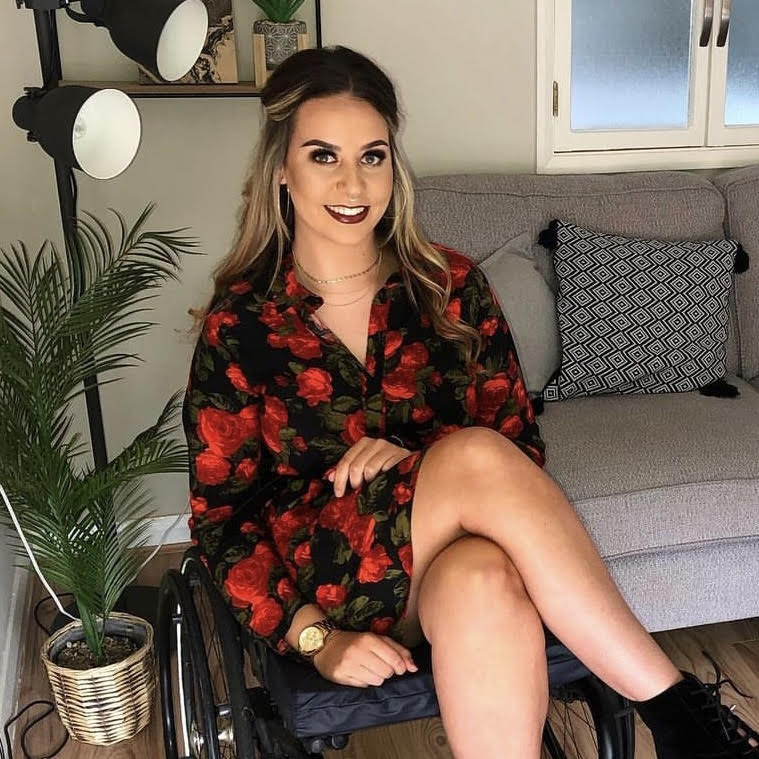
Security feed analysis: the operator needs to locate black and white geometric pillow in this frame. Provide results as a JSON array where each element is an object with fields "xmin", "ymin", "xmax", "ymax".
[{"xmin": 538, "ymin": 220, "xmax": 749, "ymax": 402}]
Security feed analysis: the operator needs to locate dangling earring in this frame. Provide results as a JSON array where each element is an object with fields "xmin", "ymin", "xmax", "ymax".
[{"xmin": 284, "ymin": 185, "xmax": 291, "ymax": 221}]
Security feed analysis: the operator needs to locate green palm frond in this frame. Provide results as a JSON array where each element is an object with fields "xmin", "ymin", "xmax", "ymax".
[
  {"xmin": 0, "ymin": 205, "xmax": 200, "ymax": 665},
  {"xmin": 251, "ymin": 0, "xmax": 306, "ymax": 22}
]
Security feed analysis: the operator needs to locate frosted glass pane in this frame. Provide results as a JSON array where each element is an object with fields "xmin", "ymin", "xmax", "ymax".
[
  {"xmin": 724, "ymin": 0, "xmax": 759, "ymax": 126},
  {"xmin": 571, "ymin": 0, "xmax": 693, "ymax": 130}
]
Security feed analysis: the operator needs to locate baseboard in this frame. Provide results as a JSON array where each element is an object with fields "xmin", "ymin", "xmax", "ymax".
[
  {"xmin": 0, "ymin": 566, "xmax": 31, "ymax": 745},
  {"xmin": 143, "ymin": 512, "xmax": 191, "ymax": 548}
]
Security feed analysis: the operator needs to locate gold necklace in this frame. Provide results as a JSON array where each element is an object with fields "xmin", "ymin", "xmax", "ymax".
[
  {"xmin": 319, "ymin": 284, "xmax": 376, "ymax": 308},
  {"xmin": 293, "ymin": 248, "xmax": 382, "ymax": 285}
]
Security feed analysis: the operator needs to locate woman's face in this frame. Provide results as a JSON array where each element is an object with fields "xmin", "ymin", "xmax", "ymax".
[{"xmin": 279, "ymin": 93, "xmax": 393, "ymax": 248}]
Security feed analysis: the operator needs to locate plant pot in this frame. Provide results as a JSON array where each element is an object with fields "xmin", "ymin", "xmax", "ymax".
[
  {"xmin": 41, "ymin": 612, "xmax": 155, "ymax": 745},
  {"xmin": 253, "ymin": 18, "xmax": 309, "ymax": 88}
]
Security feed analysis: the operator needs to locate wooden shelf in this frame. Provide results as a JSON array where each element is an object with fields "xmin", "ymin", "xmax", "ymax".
[{"xmin": 61, "ymin": 80, "xmax": 264, "ymax": 98}]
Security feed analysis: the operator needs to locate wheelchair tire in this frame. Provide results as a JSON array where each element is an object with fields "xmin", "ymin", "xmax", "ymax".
[
  {"xmin": 543, "ymin": 675, "xmax": 636, "ymax": 759},
  {"xmin": 181, "ymin": 552, "xmax": 259, "ymax": 758}
]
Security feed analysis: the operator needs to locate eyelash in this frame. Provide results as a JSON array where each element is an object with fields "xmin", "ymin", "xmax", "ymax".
[{"xmin": 310, "ymin": 149, "xmax": 387, "ymax": 166}]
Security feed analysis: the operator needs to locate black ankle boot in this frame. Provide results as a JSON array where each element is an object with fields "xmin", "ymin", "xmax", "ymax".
[{"xmin": 634, "ymin": 664, "xmax": 759, "ymax": 759}]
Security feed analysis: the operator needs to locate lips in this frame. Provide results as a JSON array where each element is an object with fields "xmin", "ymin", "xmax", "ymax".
[{"xmin": 325, "ymin": 206, "xmax": 369, "ymax": 224}]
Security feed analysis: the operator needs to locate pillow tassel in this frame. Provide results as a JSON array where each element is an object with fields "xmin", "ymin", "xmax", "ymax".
[
  {"xmin": 734, "ymin": 244, "xmax": 749, "ymax": 274},
  {"xmin": 699, "ymin": 378, "xmax": 740, "ymax": 398},
  {"xmin": 538, "ymin": 219, "xmax": 559, "ymax": 250}
]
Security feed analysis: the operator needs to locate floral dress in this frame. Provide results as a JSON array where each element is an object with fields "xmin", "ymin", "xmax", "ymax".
[{"xmin": 183, "ymin": 242, "xmax": 546, "ymax": 657}]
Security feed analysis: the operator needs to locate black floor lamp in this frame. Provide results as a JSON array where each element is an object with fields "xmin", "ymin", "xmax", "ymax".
[{"xmin": 11, "ymin": 0, "xmax": 208, "ymax": 469}]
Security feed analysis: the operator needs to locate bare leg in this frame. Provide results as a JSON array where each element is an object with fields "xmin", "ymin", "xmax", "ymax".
[
  {"xmin": 403, "ymin": 426, "xmax": 682, "ymax": 703},
  {"xmin": 415, "ymin": 534, "xmax": 548, "ymax": 759}
]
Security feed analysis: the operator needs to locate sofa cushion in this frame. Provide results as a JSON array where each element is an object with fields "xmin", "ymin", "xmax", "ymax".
[
  {"xmin": 478, "ymin": 232, "xmax": 561, "ymax": 395},
  {"xmin": 714, "ymin": 165, "xmax": 759, "ymax": 383},
  {"xmin": 415, "ymin": 171, "xmax": 741, "ymax": 376},
  {"xmin": 539, "ymin": 375, "xmax": 759, "ymax": 563},
  {"xmin": 539, "ymin": 219, "xmax": 741, "ymax": 400}
]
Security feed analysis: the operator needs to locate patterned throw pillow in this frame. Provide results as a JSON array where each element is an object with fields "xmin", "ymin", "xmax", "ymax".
[{"xmin": 539, "ymin": 219, "xmax": 749, "ymax": 402}]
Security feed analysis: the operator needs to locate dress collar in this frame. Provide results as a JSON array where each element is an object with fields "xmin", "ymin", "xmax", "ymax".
[{"xmin": 269, "ymin": 246, "xmax": 404, "ymax": 315}]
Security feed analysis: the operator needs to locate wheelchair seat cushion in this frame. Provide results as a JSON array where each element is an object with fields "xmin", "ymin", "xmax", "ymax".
[{"xmin": 258, "ymin": 627, "xmax": 589, "ymax": 738}]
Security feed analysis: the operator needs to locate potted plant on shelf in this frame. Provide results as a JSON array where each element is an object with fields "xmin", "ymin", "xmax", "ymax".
[
  {"xmin": 251, "ymin": 0, "xmax": 309, "ymax": 87},
  {"xmin": 0, "ymin": 204, "xmax": 197, "ymax": 746}
]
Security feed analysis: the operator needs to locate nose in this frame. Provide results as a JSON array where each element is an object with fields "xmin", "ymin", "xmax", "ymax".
[{"xmin": 336, "ymin": 162, "xmax": 365, "ymax": 201}]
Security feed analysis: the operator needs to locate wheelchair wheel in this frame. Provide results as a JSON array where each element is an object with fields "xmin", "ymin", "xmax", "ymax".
[
  {"xmin": 157, "ymin": 563, "xmax": 256, "ymax": 758},
  {"xmin": 542, "ymin": 676, "xmax": 636, "ymax": 759}
]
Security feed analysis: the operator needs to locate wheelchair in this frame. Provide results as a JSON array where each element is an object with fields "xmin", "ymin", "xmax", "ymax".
[{"xmin": 157, "ymin": 546, "xmax": 636, "ymax": 759}]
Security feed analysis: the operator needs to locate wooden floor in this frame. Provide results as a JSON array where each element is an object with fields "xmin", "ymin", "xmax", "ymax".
[{"xmin": 11, "ymin": 544, "xmax": 759, "ymax": 759}]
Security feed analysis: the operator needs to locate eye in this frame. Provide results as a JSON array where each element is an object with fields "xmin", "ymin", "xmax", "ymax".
[
  {"xmin": 363, "ymin": 150, "xmax": 387, "ymax": 166},
  {"xmin": 310, "ymin": 149, "xmax": 336, "ymax": 164}
]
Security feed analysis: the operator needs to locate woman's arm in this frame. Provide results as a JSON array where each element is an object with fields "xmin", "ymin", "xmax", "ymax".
[
  {"xmin": 184, "ymin": 306, "xmax": 310, "ymax": 655},
  {"xmin": 463, "ymin": 264, "xmax": 547, "ymax": 468}
]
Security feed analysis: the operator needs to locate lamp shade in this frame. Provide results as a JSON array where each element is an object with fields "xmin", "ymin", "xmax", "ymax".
[
  {"xmin": 80, "ymin": 0, "xmax": 208, "ymax": 82},
  {"xmin": 13, "ymin": 86, "xmax": 141, "ymax": 179}
]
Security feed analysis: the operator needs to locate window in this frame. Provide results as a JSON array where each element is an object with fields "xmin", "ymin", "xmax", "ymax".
[{"xmin": 537, "ymin": 0, "xmax": 759, "ymax": 173}]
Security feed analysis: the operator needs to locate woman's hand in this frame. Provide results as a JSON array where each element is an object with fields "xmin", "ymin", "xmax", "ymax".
[
  {"xmin": 313, "ymin": 630, "xmax": 418, "ymax": 687},
  {"xmin": 328, "ymin": 436, "xmax": 412, "ymax": 497}
]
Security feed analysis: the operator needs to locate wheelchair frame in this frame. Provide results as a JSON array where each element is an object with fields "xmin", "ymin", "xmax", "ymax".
[{"xmin": 157, "ymin": 546, "xmax": 636, "ymax": 759}]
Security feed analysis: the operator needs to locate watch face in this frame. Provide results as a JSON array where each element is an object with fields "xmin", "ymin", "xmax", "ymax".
[{"xmin": 299, "ymin": 625, "xmax": 325, "ymax": 654}]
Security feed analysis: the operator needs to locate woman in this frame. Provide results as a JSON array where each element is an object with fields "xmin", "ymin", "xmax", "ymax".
[{"xmin": 183, "ymin": 45, "xmax": 758, "ymax": 759}]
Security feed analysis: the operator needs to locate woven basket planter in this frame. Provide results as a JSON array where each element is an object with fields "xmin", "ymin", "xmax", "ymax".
[{"xmin": 41, "ymin": 612, "xmax": 155, "ymax": 745}]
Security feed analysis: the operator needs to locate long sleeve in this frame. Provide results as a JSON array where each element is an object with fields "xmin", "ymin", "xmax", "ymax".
[
  {"xmin": 183, "ymin": 306, "xmax": 308, "ymax": 655},
  {"xmin": 464, "ymin": 264, "xmax": 547, "ymax": 468}
]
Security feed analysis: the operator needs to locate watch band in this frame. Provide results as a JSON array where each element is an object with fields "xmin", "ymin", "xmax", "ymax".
[{"xmin": 299, "ymin": 619, "xmax": 339, "ymax": 659}]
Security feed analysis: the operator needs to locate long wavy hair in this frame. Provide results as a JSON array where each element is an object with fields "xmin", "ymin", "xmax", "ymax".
[{"xmin": 205, "ymin": 45, "xmax": 482, "ymax": 366}]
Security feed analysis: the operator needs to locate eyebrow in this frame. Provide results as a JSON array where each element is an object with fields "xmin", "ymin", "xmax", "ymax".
[{"xmin": 300, "ymin": 139, "xmax": 389, "ymax": 151}]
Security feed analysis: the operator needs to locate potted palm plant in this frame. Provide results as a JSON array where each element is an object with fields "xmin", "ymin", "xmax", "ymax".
[
  {"xmin": 251, "ymin": 0, "xmax": 309, "ymax": 87},
  {"xmin": 0, "ymin": 204, "xmax": 197, "ymax": 745}
]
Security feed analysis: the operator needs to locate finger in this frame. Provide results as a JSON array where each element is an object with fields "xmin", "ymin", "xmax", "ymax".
[
  {"xmin": 381, "ymin": 636, "xmax": 418, "ymax": 672},
  {"xmin": 379, "ymin": 450, "xmax": 409, "ymax": 472},
  {"xmin": 365, "ymin": 648, "xmax": 400, "ymax": 679},
  {"xmin": 345, "ymin": 439, "xmax": 382, "ymax": 491},
  {"xmin": 333, "ymin": 439, "xmax": 368, "ymax": 497},
  {"xmin": 361, "ymin": 448, "xmax": 395, "ymax": 483},
  {"xmin": 359, "ymin": 663, "xmax": 389, "ymax": 687}
]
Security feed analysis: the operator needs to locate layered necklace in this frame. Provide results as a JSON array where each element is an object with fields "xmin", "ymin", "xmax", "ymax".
[{"xmin": 293, "ymin": 248, "xmax": 383, "ymax": 307}]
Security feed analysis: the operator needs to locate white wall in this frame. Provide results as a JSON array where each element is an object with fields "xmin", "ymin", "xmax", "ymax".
[{"xmin": 1, "ymin": 0, "xmax": 539, "ymax": 531}]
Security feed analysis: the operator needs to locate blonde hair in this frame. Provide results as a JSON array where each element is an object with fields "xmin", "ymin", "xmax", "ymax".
[{"xmin": 201, "ymin": 46, "xmax": 482, "ymax": 367}]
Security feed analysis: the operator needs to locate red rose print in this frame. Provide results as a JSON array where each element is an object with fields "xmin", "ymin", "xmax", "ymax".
[
  {"xmin": 398, "ymin": 544, "xmax": 413, "ymax": 576},
  {"xmin": 357, "ymin": 544, "xmax": 394, "ymax": 583},
  {"xmin": 465, "ymin": 384, "xmax": 477, "ymax": 417},
  {"xmin": 499, "ymin": 415, "xmax": 524, "ymax": 438},
  {"xmin": 229, "ymin": 280, "xmax": 252, "ymax": 295},
  {"xmin": 259, "ymin": 302, "xmax": 287, "ymax": 330},
  {"xmin": 190, "ymin": 495, "xmax": 208, "ymax": 516},
  {"xmin": 294, "ymin": 541, "xmax": 312, "ymax": 567},
  {"xmin": 301, "ymin": 479, "xmax": 324, "ymax": 503},
  {"xmin": 342, "ymin": 409, "xmax": 366, "ymax": 445},
  {"xmin": 447, "ymin": 253, "xmax": 471, "ymax": 289},
  {"xmin": 274, "ymin": 374, "xmax": 289, "ymax": 386},
  {"xmin": 195, "ymin": 450, "xmax": 231, "ymax": 485},
  {"xmin": 478, "ymin": 376, "xmax": 512, "ymax": 426},
  {"xmin": 235, "ymin": 457, "xmax": 258, "ymax": 482},
  {"xmin": 284, "ymin": 268, "xmax": 304, "ymax": 297},
  {"xmin": 270, "ymin": 503, "xmax": 314, "ymax": 556},
  {"xmin": 384, "ymin": 330, "xmax": 403, "ymax": 358},
  {"xmin": 393, "ymin": 482, "xmax": 413, "ymax": 505},
  {"xmin": 296, "ymin": 367, "xmax": 333, "ymax": 407},
  {"xmin": 430, "ymin": 371, "xmax": 443, "ymax": 387},
  {"xmin": 368, "ymin": 302, "xmax": 390, "ymax": 335},
  {"xmin": 316, "ymin": 583, "xmax": 348, "ymax": 609},
  {"xmin": 206, "ymin": 505, "xmax": 233, "ymax": 524},
  {"xmin": 262, "ymin": 395, "xmax": 288, "ymax": 453},
  {"xmin": 250, "ymin": 597, "xmax": 284, "ymax": 637},
  {"xmin": 365, "ymin": 354, "xmax": 376, "ymax": 375},
  {"xmin": 276, "ymin": 462, "xmax": 299, "ymax": 475},
  {"xmin": 411, "ymin": 405, "xmax": 434, "ymax": 423},
  {"xmin": 370, "ymin": 616, "xmax": 395, "ymax": 635},
  {"xmin": 506, "ymin": 352, "xmax": 520, "ymax": 380},
  {"xmin": 204, "ymin": 311, "xmax": 239, "ymax": 348},
  {"xmin": 292, "ymin": 435, "xmax": 308, "ymax": 452},
  {"xmin": 480, "ymin": 316, "xmax": 498, "ymax": 337},
  {"xmin": 513, "ymin": 377, "xmax": 528, "ymax": 408},
  {"xmin": 224, "ymin": 554, "xmax": 270, "ymax": 607},
  {"xmin": 240, "ymin": 521, "xmax": 261, "ymax": 534},
  {"xmin": 198, "ymin": 405, "xmax": 258, "ymax": 457},
  {"xmin": 276, "ymin": 577, "xmax": 298, "ymax": 601},
  {"xmin": 397, "ymin": 451, "xmax": 420, "ymax": 475},
  {"xmin": 445, "ymin": 298, "xmax": 461, "ymax": 322},
  {"xmin": 382, "ymin": 366, "xmax": 417, "ymax": 401},
  {"xmin": 226, "ymin": 363, "xmax": 256, "ymax": 394},
  {"xmin": 400, "ymin": 342, "xmax": 429, "ymax": 370},
  {"xmin": 287, "ymin": 333, "xmax": 322, "ymax": 359},
  {"xmin": 346, "ymin": 512, "xmax": 377, "ymax": 557}
]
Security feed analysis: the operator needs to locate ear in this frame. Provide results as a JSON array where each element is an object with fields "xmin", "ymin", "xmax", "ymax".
[{"xmin": 278, "ymin": 169, "xmax": 287, "ymax": 186}]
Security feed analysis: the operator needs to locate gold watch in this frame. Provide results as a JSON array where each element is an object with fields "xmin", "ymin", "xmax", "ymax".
[{"xmin": 297, "ymin": 619, "xmax": 338, "ymax": 658}]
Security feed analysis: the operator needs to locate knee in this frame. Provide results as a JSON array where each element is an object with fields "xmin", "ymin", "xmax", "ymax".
[
  {"xmin": 417, "ymin": 536, "xmax": 536, "ymax": 639},
  {"xmin": 429, "ymin": 426, "xmax": 525, "ymax": 477}
]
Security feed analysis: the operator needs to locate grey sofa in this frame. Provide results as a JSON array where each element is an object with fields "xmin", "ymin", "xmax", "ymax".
[{"xmin": 415, "ymin": 165, "xmax": 759, "ymax": 634}]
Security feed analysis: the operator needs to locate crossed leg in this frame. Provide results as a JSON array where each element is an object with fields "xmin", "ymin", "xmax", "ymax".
[{"xmin": 400, "ymin": 426, "xmax": 682, "ymax": 759}]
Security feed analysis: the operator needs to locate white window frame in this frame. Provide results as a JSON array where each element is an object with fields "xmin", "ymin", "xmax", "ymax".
[{"xmin": 537, "ymin": 0, "xmax": 759, "ymax": 174}]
